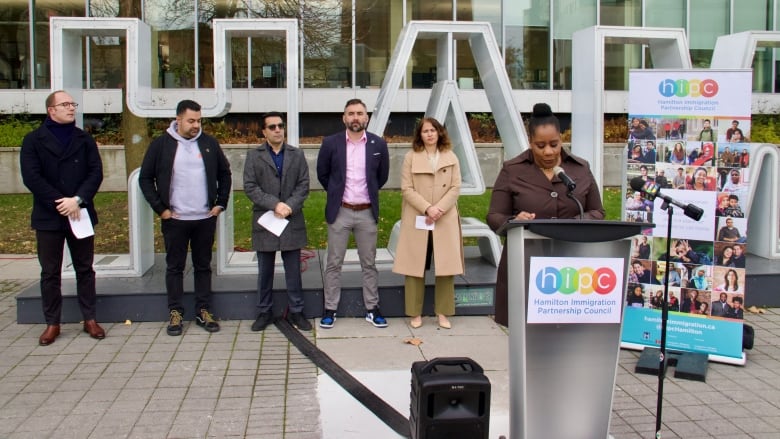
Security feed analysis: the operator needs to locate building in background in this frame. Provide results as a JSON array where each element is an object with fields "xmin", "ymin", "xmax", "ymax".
[{"xmin": 0, "ymin": 0, "xmax": 778, "ymax": 135}]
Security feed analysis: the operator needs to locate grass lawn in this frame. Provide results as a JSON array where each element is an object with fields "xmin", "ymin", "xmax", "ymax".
[{"xmin": 0, "ymin": 188, "xmax": 623, "ymax": 254}]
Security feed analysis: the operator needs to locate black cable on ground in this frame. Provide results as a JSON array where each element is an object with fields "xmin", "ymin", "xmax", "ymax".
[{"xmin": 274, "ymin": 318, "xmax": 411, "ymax": 438}]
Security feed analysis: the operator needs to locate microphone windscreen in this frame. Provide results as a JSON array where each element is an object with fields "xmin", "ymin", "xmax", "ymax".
[
  {"xmin": 553, "ymin": 166, "xmax": 564, "ymax": 175},
  {"xmin": 629, "ymin": 176, "xmax": 645, "ymax": 192}
]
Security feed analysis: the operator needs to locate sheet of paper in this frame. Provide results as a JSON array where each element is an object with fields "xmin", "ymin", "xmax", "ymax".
[
  {"xmin": 258, "ymin": 210, "xmax": 289, "ymax": 237},
  {"xmin": 415, "ymin": 215, "xmax": 434, "ymax": 230},
  {"xmin": 69, "ymin": 208, "xmax": 95, "ymax": 239}
]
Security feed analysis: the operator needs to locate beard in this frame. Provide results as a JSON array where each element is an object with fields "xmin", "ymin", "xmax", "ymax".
[{"xmin": 346, "ymin": 120, "xmax": 367, "ymax": 133}]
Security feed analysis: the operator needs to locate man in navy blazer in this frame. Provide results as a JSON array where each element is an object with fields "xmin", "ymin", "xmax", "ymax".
[{"xmin": 316, "ymin": 98, "xmax": 390, "ymax": 329}]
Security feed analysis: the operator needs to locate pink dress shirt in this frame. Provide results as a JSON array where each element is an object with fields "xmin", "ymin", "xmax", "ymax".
[{"xmin": 342, "ymin": 131, "xmax": 371, "ymax": 205}]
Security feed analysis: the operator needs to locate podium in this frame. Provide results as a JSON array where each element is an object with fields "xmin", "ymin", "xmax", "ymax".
[{"xmin": 497, "ymin": 220, "xmax": 643, "ymax": 439}]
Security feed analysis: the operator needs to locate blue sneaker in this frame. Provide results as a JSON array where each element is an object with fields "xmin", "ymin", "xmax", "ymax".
[
  {"xmin": 366, "ymin": 308, "xmax": 388, "ymax": 328},
  {"xmin": 319, "ymin": 309, "xmax": 336, "ymax": 329}
]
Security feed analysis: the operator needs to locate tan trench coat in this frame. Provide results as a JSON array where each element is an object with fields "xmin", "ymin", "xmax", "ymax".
[{"xmin": 392, "ymin": 149, "xmax": 464, "ymax": 278}]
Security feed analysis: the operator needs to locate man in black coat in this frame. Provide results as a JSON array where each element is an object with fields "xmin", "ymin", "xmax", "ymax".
[
  {"xmin": 20, "ymin": 90, "xmax": 105, "ymax": 346},
  {"xmin": 139, "ymin": 100, "xmax": 232, "ymax": 336}
]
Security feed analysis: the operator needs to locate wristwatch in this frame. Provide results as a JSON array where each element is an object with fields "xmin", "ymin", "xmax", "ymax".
[{"xmin": 75, "ymin": 196, "xmax": 83, "ymax": 205}]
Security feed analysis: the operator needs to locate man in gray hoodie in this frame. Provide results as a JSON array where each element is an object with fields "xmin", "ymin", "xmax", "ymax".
[{"xmin": 139, "ymin": 100, "xmax": 232, "ymax": 336}]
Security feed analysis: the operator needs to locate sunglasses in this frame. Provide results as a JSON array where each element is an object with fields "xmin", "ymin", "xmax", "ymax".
[{"xmin": 265, "ymin": 123, "xmax": 285, "ymax": 131}]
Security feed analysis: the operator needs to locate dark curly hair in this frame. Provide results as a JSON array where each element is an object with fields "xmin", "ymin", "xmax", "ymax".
[{"xmin": 412, "ymin": 117, "xmax": 452, "ymax": 152}]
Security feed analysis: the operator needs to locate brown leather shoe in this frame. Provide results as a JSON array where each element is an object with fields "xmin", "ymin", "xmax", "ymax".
[
  {"xmin": 83, "ymin": 319, "xmax": 105, "ymax": 340},
  {"xmin": 39, "ymin": 325, "xmax": 60, "ymax": 346}
]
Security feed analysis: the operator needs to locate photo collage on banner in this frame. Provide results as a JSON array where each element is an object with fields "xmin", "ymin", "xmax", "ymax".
[{"xmin": 621, "ymin": 70, "xmax": 753, "ymax": 360}]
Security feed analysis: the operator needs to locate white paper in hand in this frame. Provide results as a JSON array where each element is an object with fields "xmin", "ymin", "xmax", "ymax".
[
  {"xmin": 69, "ymin": 208, "xmax": 95, "ymax": 239},
  {"xmin": 415, "ymin": 215, "xmax": 434, "ymax": 230},
  {"xmin": 258, "ymin": 210, "xmax": 289, "ymax": 237}
]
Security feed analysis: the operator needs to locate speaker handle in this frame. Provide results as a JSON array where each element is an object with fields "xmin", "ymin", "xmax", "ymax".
[{"xmin": 420, "ymin": 357, "xmax": 484, "ymax": 374}]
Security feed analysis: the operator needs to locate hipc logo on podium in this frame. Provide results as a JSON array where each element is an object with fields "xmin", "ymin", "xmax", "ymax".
[
  {"xmin": 526, "ymin": 257, "xmax": 626, "ymax": 324},
  {"xmin": 534, "ymin": 265, "xmax": 618, "ymax": 296}
]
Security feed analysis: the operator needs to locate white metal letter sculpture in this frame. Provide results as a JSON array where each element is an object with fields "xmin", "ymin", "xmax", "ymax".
[
  {"xmin": 49, "ymin": 17, "xmax": 300, "ymax": 276},
  {"xmin": 371, "ymin": 21, "xmax": 527, "ymax": 266}
]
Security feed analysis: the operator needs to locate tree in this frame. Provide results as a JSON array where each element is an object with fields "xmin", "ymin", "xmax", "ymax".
[{"xmin": 118, "ymin": 0, "xmax": 151, "ymax": 178}]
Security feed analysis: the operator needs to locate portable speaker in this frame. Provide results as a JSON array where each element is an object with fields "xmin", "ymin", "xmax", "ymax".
[{"xmin": 409, "ymin": 357, "xmax": 491, "ymax": 439}]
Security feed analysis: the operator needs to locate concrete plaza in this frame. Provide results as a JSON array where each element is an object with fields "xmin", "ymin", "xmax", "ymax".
[{"xmin": 0, "ymin": 254, "xmax": 779, "ymax": 438}]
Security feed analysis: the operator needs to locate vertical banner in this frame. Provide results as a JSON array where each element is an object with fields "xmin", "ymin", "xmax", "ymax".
[{"xmin": 620, "ymin": 70, "xmax": 752, "ymax": 361}]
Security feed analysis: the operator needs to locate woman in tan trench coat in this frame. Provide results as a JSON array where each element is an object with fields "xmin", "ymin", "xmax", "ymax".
[{"xmin": 392, "ymin": 117, "xmax": 464, "ymax": 329}]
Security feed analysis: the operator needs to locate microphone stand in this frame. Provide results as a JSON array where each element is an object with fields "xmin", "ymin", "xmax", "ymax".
[
  {"xmin": 655, "ymin": 199, "xmax": 673, "ymax": 438},
  {"xmin": 566, "ymin": 191, "xmax": 585, "ymax": 220}
]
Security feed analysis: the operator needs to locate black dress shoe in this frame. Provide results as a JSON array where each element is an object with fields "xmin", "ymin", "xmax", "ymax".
[
  {"xmin": 39, "ymin": 325, "xmax": 61, "ymax": 346},
  {"xmin": 287, "ymin": 312, "xmax": 312, "ymax": 331},
  {"xmin": 83, "ymin": 320, "xmax": 105, "ymax": 339},
  {"xmin": 251, "ymin": 312, "xmax": 274, "ymax": 332}
]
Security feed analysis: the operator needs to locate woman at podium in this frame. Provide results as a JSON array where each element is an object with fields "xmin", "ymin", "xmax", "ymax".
[{"xmin": 486, "ymin": 103, "xmax": 605, "ymax": 327}]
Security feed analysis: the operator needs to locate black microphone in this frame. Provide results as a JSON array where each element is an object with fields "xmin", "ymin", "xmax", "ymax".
[
  {"xmin": 554, "ymin": 166, "xmax": 584, "ymax": 219},
  {"xmin": 629, "ymin": 177, "xmax": 704, "ymax": 221},
  {"xmin": 553, "ymin": 166, "xmax": 576, "ymax": 192}
]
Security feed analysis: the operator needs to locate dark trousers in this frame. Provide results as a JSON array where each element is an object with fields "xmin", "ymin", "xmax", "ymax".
[
  {"xmin": 161, "ymin": 216, "xmax": 217, "ymax": 314},
  {"xmin": 256, "ymin": 249, "xmax": 304, "ymax": 315},
  {"xmin": 36, "ymin": 229, "xmax": 97, "ymax": 325}
]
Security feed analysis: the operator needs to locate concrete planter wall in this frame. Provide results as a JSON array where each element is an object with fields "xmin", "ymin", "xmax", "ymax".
[{"xmin": 1, "ymin": 143, "xmax": 627, "ymax": 194}]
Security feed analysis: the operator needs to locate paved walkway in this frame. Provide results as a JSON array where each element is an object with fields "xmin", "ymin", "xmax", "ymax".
[{"xmin": 1, "ymin": 256, "xmax": 779, "ymax": 438}]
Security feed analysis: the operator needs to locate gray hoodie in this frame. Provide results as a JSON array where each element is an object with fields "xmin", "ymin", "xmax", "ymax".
[{"xmin": 167, "ymin": 121, "xmax": 210, "ymax": 220}]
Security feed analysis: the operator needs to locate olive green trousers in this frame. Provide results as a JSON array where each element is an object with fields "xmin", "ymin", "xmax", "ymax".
[{"xmin": 404, "ymin": 275, "xmax": 455, "ymax": 317}]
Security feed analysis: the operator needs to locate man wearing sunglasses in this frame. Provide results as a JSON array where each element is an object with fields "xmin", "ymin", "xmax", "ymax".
[
  {"xmin": 20, "ymin": 90, "xmax": 105, "ymax": 345},
  {"xmin": 139, "ymin": 99, "xmax": 232, "ymax": 336},
  {"xmin": 243, "ymin": 112, "xmax": 312, "ymax": 332}
]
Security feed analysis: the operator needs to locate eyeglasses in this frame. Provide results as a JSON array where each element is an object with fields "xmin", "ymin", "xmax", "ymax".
[
  {"xmin": 265, "ymin": 123, "xmax": 285, "ymax": 131},
  {"xmin": 50, "ymin": 102, "xmax": 79, "ymax": 109}
]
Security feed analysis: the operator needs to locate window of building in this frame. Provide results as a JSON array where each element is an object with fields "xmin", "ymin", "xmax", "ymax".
[
  {"xmin": 689, "ymin": 0, "xmax": 729, "ymax": 68},
  {"xmin": 147, "ymin": 0, "xmax": 196, "ymax": 88},
  {"xmin": 734, "ymin": 0, "xmax": 773, "ymax": 92},
  {"xmin": 34, "ymin": 0, "xmax": 87, "ymax": 89},
  {"xmin": 355, "ymin": 0, "xmax": 400, "ymax": 89},
  {"xmin": 776, "ymin": 0, "xmax": 780, "ymax": 92},
  {"xmin": 644, "ymin": 0, "xmax": 686, "ymax": 69},
  {"xmin": 298, "ymin": 0, "xmax": 351, "ymax": 88},
  {"xmin": 505, "ymin": 1, "xmax": 550, "ymax": 90},
  {"xmin": 601, "ymin": 0, "xmax": 641, "ymax": 90},
  {"xmin": 4, "ymin": 0, "xmax": 780, "ymax": 97},
  {"xmin": 249, "ymin": 35, "xmax": 286, "ymax": 88},
  {"xmin": 645, "ymin": 0, "xmax": 685, "ymax": 28},
  {"xmin": 553, "ymin": 0, "xmax": 596, "ymax": 89},
  {"xmin": 0, "ymin": 0, "xmax": 30, "ymax": 89},
  {"xmin": 199, "ymin": 0, "xmax": 291, "ymax": 89},
  {"xmin": 88, "ymin": 0, "xmax": 123, "ymax": 89},
  {"xmin": 409, "ymin": 0, "xmax": 452, "ymax": 89},
  {"xmin": 455, "ymin": 0, "xmax": 500, "ymax": 90}
]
